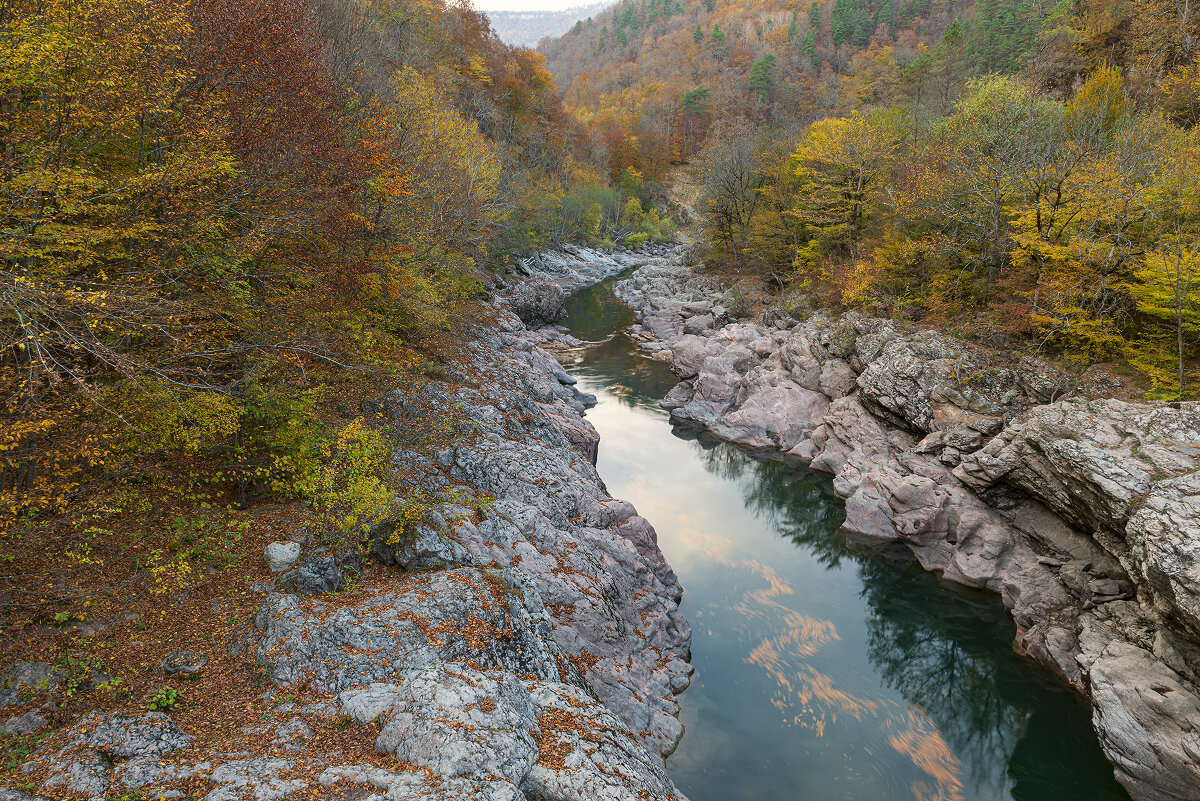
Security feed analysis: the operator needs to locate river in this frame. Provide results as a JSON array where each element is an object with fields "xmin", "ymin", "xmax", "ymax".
[{"xmin": 561, "ymin": 275, "xmax": 1132, "ymax": 801}]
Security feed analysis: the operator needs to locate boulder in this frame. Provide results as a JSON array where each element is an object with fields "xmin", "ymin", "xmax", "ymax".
[
  {"xmin": 263, "ymin": 541, "xmax": 301, "ymax": 572},
  {"xmin": 2, "ymin": 710, "xmax": 46, "ymax": 736},
  {"xmin": 35, "ymin": 712, "xmax": 189, "ymax": 798},
  {"xmin": 1081, "ymin": 616, "xmax": 1200, "ymax": 801},
  {"xmin": 1125, "ymin": 472, "xmax": 1200, "ymax": 640},
  {"xmin": 509, "ymin": 274, "xmax": 567, "ymax": 327},
  {"xmin": 161, "ymin": 650, "xmax": 207, "ymax": 677},
  {"xmin": 340, "ymin": 664, "xmax": 538, "ymax": 785}
]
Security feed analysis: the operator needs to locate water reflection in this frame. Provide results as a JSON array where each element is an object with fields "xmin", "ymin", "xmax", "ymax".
[{"xmin": 562, "ymin": 279, "xmax": 1131, "ymax": 801}]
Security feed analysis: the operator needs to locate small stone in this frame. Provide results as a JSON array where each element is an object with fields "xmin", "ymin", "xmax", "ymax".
[
  {"xmin": 2, "ymin": 710, "xmax": 47, "ymax": 735},
  {"xmin": 271, "ymin": 718, "xmax": 313, "ymax": 751},
  {"xmin": 1089, "ymin": 578, "xmax": 1126, "ymax": 598},
  {"xmin": 161, "ymin": 650, "xmax": 208, "ymax": 677},
  {"xmin": 264, "ymin": 542, "xmax": 301, "ymax": 572}
]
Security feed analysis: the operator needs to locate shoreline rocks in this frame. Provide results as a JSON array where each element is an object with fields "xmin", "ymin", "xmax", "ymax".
[
  {"xmin": 614, "ymin": 252, "xmax": 1200, "ymax": 801},
  {"xmin": 3, "ymin": 291, "xmax": 691, "ymax": 800}
]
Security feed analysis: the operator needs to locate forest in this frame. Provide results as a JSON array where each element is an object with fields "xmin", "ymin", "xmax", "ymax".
[
  {"xmin": 0, "ymin": 0, "xmax": 678, "ymax": 605},
  {"xmin": 543, "ymin": 0, "xmax": 1200, "ymax": 400}
]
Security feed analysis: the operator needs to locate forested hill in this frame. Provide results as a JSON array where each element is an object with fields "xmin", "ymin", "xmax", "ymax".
[
  {"xmin": 0, "ymin": 0, "xmax": 679, "ymax": 573},
  {"xmin": 540, "ymin": 0, "xmax": 1054, "ymax": 172},
  {"xmin": 541, "ymin": 0, "xmax": 1200, "ymax": 401}
]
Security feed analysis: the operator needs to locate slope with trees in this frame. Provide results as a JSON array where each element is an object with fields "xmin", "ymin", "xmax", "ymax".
[
  {"xmin": 539, "ymin": 0, "xmax": 1055, "ymax": 181},
  {"xmin": 688, "ymin": 3, "xmax": 1200, "ymax": 399}
]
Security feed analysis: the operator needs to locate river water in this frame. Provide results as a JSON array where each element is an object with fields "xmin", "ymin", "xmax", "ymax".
[{"xmin": 561, "ymin": 277, "xmax": 1132, "ymax": 801}]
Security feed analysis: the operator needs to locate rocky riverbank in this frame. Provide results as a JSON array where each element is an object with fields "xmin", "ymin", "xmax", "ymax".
[
  {"xmin": 1, "ymin": 300, "xmax": 691, "ymax": 800},
  {"xmin": 612, "ymin": 250, "xmax": 1200, "ymax": 801}
]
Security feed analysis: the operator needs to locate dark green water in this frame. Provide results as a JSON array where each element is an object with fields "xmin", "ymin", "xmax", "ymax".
[{"xmin": 562, "ymin": 278, "xmax": 1132, "ymax": 801}]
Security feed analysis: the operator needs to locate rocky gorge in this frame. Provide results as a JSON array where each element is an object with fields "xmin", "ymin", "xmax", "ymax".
[
  {"xmin": 0, "ymin": 277, "xmax": 692, "ymax": 801},
  {"xmin": 5, "ymin": 235, "xmax": 1198, "ymax": 801},
  {"xmin": 606, "ymin": 247, "xmax": 1200, "ymax": 801}
]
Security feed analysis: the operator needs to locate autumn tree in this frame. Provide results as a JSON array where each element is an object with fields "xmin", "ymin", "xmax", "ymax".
[
  {"xmin": 791, "ymin": 109, "xmax": 903, "ymax": 261},
  {"xmin": 698, "ymin": 119, "xmax": 764, "ymax": 265}
]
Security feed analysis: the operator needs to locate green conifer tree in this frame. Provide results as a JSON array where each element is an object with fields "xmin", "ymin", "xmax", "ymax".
[{"xmin": 802, "ymin": 28, "xmax": 818, "ymax": 66}]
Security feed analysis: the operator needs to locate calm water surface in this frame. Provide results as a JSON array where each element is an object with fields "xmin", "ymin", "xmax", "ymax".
[{"xmin": 562, "ymin": 277, "xmax": 1132, "ymax": 801}]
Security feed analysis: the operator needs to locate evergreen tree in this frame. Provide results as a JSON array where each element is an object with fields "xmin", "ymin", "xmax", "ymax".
[
  {"xmin": 620, "ymin": 2, "xmax": 637, "ymax": 28},
  {"xmin": 682, "ymin": 86, "xmax": 712, "ymax": 113},
  {"xmin": 803, "ymin": 28, "xmax": 818, "ymax": 66},
  {"xmin": 809, "ymin": 0, "xmax": 821, "ymax": 31},
  {"xmin": 617, "ymin": 27, "xmax": 628, "ymax": 45},
  {"xmin": 711, "ymin": 23, "xmax": 726, "ymax": 42},
  {"xmin": 749, "ymin": 54, "xmax": 777, "ymax": 100},
  {"xmin": 831, "ymin": 0, "xmax": 852, "ymax": 46},
  {"xmin": 788, "ymin": 10, "xmax": 800, "ymax": 40},
  {"xmin": 574, "ymin": 20, "xmax": 583, "ymax": 34},
  {"xmin": 694, "ymin": 23, "xmax": 705, "ymax": 42},
  {"xmin": 852, "ymin": 10, "xmax": 872, "ymax": 47},
  {"xmin": 704, "ymin": 0, "xmax": 715, "ymax": 12}
]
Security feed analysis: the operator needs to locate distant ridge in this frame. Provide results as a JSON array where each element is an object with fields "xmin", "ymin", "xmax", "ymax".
[{"xmin": 486, "ymin": 2, "xmax": 609, "ymax": 47}]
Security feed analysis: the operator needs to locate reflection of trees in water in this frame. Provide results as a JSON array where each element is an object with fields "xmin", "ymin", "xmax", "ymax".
[
  {"xmin": 701, "ymin": 445, "xmax": 849, "ymax": 568},
  {"xmin": 856, "ymin": 559, "xmax": 1027, "ymax": 791},
  {"xmin": 563, "ymin": 281, "xmax": 635, "ymax": 342},
  {"xmin": 687, "ymin": 442, "xmax": 1129, "ymax": 800},
  {"xmin": 574, "ymin": 337, "xmax": 679, "ymax": 412},
  {"xmin": 701, "ymin": 447, "xmax": 1023, "ymax": 782}
]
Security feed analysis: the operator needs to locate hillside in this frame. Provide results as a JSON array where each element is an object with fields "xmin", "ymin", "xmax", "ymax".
[
  {"xmin": 540, "ymin": 0, "xmax": 1053, "ymax": 176},
  {"xmin": 536, "ymin": 0, "xmax": 1200, "ymax": 401},
  {"xmin": 487, "ymin": 3, "xmax": 609, "ymax": 46}
]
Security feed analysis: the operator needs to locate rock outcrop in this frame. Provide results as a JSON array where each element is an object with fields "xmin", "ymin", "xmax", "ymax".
[
  {"xmin": 3, "ymin": 298, "xmax": 691, "ymax": 800},
  {"xmin": 615, "ymin": 253, "xmax": 1200, "ymax": 801}
]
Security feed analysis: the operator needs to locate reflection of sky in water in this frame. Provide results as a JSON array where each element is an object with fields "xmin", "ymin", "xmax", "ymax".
[{"xmin": 562, "ymin": 281, "xmax": 1131, "ymax": 801}]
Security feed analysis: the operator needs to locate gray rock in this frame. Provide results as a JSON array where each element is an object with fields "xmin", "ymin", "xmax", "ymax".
[
  {"xmin": 318, "ymin": 764, "xmax": 524, "ymax": 801},
  {"xmin": 263, "ymin": 541, "xmax": 301, "ymax": 572},
  {"xmin": 282, "ymin": 552, "xmax": 361, "ymax": 594},
  {"xmin": 0, "ymin": 790, "xmax": 53, "ymax": 801},
  {"xmin": 955, "ymin": 399, "xmax": 1200, "ymax": 536},
  {"xmin": 271, "ymin": 718, "xmax": 313, "ymax": 751},
  {"xmin": 205, "ymin": 757, "xmax": 304, "ymax": 801},
  {"xmin": 35, "ymin": 712, "xmax": 188, "ymax": 797},
  {"xmin": 162, "ymin": 649, "xmax": 208, "ymax": 676},
  {"xmin": 2, "ymin": 710, "xmax": 46, "ymax": 735},
  {"xmin": 111, "ymin": 757, "xmax": 210, "ymax": 792},
  {"xmin": 520, "ymin": 680, "xmax": 683, "ymax": 801},
  {"xmin": 0, "ymin": 662, "xmax": 59, "ymax": 706},
  {"xmin": 1081, "ymin": 616, "xmax": 1200, "ymax": 801},
  {"xmin": 254, "ymin": 567, "xmax": 567, "ymax": 692},
  {"xmin": 60, "ymin": 711, "xmax": 189, "ymax": 759},
  {"xmin": 509, "ymin": 273, "xmax": 567, "ymax": 327},
  {"xmin": 342, "ymin": 664, "xmax": 538, "ymax": 785},
  {"xmin": 1125, "ymin": 472, "xmax": 1200, "ymax": 640}
]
